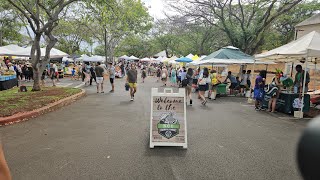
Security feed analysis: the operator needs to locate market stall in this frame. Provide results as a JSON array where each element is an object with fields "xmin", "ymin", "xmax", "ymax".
[
  {"xmin": 0, "ymin": 74, "xmax": 18, "ymax": 91},
  {"xmin": 255, "ymin": 31, "xmax": 320, "ymax": 118},
  {"xmin": 262, "ymin": 91, "xmax": 310, "ymax": 114}
]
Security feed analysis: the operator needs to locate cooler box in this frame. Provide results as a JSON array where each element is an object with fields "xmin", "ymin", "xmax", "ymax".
[{"xmin": 217, "ymin": 84, "xmax": 227, "ymax": 95}]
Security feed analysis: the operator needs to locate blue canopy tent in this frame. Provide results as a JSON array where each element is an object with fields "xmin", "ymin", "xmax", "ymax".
[{"xmin": 175, "ymin": 57, "xmax": 193, "ymax": 63}]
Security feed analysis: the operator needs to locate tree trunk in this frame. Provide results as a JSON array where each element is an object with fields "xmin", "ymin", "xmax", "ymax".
[
  {"xmin": 0, "ymin": 30, "xmax": 3, "ymax": 46},
  {"xmin": 31, "ymin": 34, "xmax": 42, "ymax": 91},
  {"xmin": 104, "ymin": 29, "xmax": 108, "ymax": 63}
]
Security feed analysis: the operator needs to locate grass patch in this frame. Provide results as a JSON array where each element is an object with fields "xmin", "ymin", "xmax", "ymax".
[{"xmin": 0, "ymin": 87, "xmax": 81, "ymax": 117}]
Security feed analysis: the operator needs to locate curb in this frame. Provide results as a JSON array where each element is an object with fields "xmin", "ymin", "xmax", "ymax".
[{"xmin": 0, "ymin": 89, "xmax": 86, "ymax": 127}]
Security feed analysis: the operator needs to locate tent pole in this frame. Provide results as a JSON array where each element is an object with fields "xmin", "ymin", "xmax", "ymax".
[
  {"xmin": 251, "ymin": 60, "xmax": 256, "ymax": 86},
  {"xmin": 291, "ymin": 62, "xmax": 294, "ymax": 77},
  {"xmin": 314, "ymin": 61, "xmax": 317, "ymax": 95},
  {"xmin": 300, "ymin": 55, "xmax": 308, "ymax": 119}
]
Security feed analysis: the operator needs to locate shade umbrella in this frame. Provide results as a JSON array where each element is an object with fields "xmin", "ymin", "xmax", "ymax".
[
  {"xmin": 175, "ymin": 57, "xmax": 193, "ymax": 63},
  {"xmin": 129, "ymin": 55, "xmax": 139, "ymax": 60},
  {"xmin": 186, "ymin": 54, "xmax": 194, "ymax": 59}
]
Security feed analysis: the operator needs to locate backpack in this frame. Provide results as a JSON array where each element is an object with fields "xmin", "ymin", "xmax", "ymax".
[{"xmin": 182, "ymin": 78, "xmax": 188, "ymax": 87}]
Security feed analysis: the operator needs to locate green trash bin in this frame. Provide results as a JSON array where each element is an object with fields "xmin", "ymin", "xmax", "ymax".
[{"xmin": 217, "ymin": 84, "xmax": 227, "ymax": 95}]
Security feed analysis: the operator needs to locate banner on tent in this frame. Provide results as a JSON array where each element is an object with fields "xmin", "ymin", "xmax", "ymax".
[{"xmin": 149, "ymin": 88, "xmax": 187, "ymax": 149}]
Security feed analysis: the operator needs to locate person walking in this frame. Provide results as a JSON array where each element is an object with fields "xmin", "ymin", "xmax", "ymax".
[
  {"xmin": 127, "ymin": 64, "xmax": 138, "ymax": 101},
  {"xmin": 208, "ymin": 70, "xmax": 219, "ymax": 100},
  {"xmin": 84, "ymin": 63, "xmax": 91, "ymax": 86},
  {"xmin": 141, "ymin": 67, "xmax": 147, "ymax": 83},
  {"xmin": 170, "ymin": 68, "xmax": 177, "ymax": 86},
  {"xmin": 49, "ymin": 63, "xmax": 56, "ymax": 87},
  {"xmin": 161, "ymin": 67, "xmax": 168, "ymax": 86},
  {"xmin": 108, "ymin": 62, "xmax": 115, "ymax": 92},
  {"xmin": 81, "ymin": 63, "xmax": 86, "ymax": 82},
  {"xmin": 185, "ymin": 68, "xmax": 194, "ymax": 106},
  {"xmin": 95, "ymin": 62, "xmax": 105, "ymax": 93},
  {"xmin": 156, "ymin": 67, "xmax": 161, "ymax": 82},
  {"xmin": 53, "ymin": 63, "xmax": 59, "ymax": 82},
  {"xmin": 240, "ymin": 70, "xmax": 248, "ymax": 96},
  {"xmin": 198, "ymin": 67, "xmax": 209, "ymax": 105},
  {"xmin": 89, "ymin": 63, "xmax": 97, "ymax": 86}
]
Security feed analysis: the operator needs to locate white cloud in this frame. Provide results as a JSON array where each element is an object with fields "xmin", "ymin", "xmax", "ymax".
[{"xmin": 142, "ymin": 0, "xmax": 166, "ymax": 20}]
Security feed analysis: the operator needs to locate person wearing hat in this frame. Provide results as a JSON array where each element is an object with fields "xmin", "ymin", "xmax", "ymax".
[{"xmin": 7, "ymin": 63, "xmax": 15, "ymax": 74}]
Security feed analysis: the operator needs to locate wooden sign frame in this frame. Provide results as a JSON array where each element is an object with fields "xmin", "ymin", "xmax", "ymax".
[{"xmin": 149, "ymin": 88, "xmax": 187, "ymax": 149}]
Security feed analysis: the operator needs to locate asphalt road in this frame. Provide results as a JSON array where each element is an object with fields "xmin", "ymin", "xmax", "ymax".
[{"xmin": 0, "ymin": 75, "xmax": 306, "ymax": 180}]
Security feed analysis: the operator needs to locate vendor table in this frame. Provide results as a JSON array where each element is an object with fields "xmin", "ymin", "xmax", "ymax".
[
  {"xmin": 262, "ymin": 91, "xmax": 310, "ymax": 114},
  {"xmin": 0, "ymin": 75, "xmax": 18, "ymax": 91}
]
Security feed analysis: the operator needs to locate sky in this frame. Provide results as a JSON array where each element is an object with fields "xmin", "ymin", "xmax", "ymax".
[{"xmin": 142, "ymin": 0, "xmax": 167, "ymax": 20}]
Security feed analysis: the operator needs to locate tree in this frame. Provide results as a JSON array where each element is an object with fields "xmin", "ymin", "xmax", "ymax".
[
  {"xmin": 7, "ymin": 0, "xmax": 79, "ymax": 91},
  {"xmin": 85, "ymin": 0, "xmax": 152, "ymax": 62},
  {"xmin": 53, "ymin": 19, "xmax": 93, "ymax": 55},
  {"xmin": 168, "ymin": 0, "xmax": 304, "ymax": 55},
  {"xmin": 0, "ymin": 0, "xmax": 23, "ymax": 46},
  {"xmin": 114, "ymin": 35, "xmax": 158, "ymax": 58}
]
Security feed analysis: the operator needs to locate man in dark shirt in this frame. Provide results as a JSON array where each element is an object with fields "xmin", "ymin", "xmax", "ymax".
[
  {"xmin": 127, "ymin": 64, "xmax": 138, "ymax": 101},
  {"xmin": 95, "ymin": 62, "xmax": 105, "ymax": 93}
]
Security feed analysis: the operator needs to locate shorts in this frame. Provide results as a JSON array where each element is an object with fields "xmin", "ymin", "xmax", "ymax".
[
  {"xmin": 230, "ymin": 83, "xmax": 237, "ymax": 89},
  {"xmin": 185, "ymin": 85, "xmax": 192, "ymax": 92},
  {"xmin": 198, "ymin": 84, "xmax": 208, "ymax": 91},
  {"xmin": 110, "ymin": 78, "xmax": 114, "ymax": 84},
  {"xmin": 240, "ymin": 85, "xmax": 247, "ymax": 88},
  {"xmin": 96, "ymin": 77, "xmax": 104, "ymax": 84},
  {"xmin": 128, "ymin": 83, "xmax": 137, "ymax": 88},
  {"xmin": 55, "ymin": 72, "xmax": 59, "ymax": 76}
]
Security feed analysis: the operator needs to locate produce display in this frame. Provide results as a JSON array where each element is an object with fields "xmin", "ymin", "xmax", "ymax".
[{"xmin": 0, "ymin": 69, "xmax": 16, "ymax": 81}]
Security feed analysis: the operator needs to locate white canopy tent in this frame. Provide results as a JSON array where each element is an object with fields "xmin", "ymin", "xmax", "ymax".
[
  {"xmin": 186, "ymin": 54, "xmax": 194, "ymax": 59},
  {"xmin": 255, "ymin": 31, "xmax": 320, "ymax": 118},
  {"xmin": 154, "ymin": 50, "xmax": 167, "ymax": 57},
  {"xmin": 83, "ymin": 55, "xmax": 105, "ymax": 62},
  {"xmin": 62, "ymin": 57, "xmax": 74, "ymax": 62},
  {"xmin": 119, "ymin": 55, "xmax": 130, "ymax": 60},
  {"xmin": 75, "ymin": 54, "xmax": 89, "ymax": 62},
  {"xmin": 1, "ymin": 44, "xmax": 25, "ymax": 52},
  {"xmin": 162, "ymin": 56, "xmax": 178, "ymax": 63},
  {"xmin": 140, "ymin": 57, "xmax": 151, "ymax": 62},
  {"xmin": 129, "ymin": 55, "xmax": 139, "ymax": 61},
  {"xmin": 168, "ymin": 60, "xmax": 178, "ymax": 64},
  {"xmin": 4, "ymin": 46, "xmax": 68, "ymax": 58},
  {"xmin": 0, "ymin": 47, "xmax": 13, "ymax": 56}
]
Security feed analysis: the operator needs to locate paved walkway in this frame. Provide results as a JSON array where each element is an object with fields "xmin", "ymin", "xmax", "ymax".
[{"xmin": 0, "ymin": 75, "xmax": 305, "ymax": 180}]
